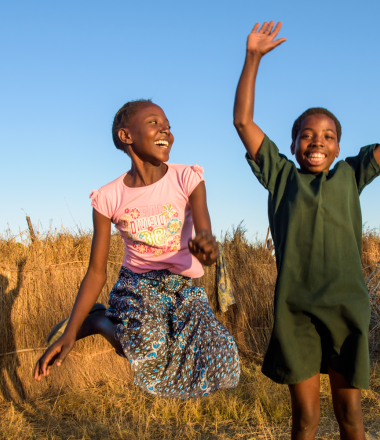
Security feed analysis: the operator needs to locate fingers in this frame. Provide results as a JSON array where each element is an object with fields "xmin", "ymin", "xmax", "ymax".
[
  {"xmin": 34, "ymin": 345, "xmax": 61, "ymax": 380},
  {"xmin": 259, "ymin": 21, "xmax": 269, "ymax": 33},
  {"xmin": 251, "ymin": 22, "xmax": 260, "ymax": 33},
  {"xmin": 253, "ymin": 20, "xmax": 282, "ymax": 37},
  {"xmin": 204, "ymin": 244, "xmax": 219, "ymax": 263},
  {"xmin": 34, "ymin": 359, "xmax": 42, "ymax": 381},
  {"xmin": 273, "ymin": 38, "xmax": 287, "ymax": 48},
  {"xmin": 34, "ymin": 355, "xmax": 49, "ymax": 381},
  {"xmin": 191, "ymin": 231, "xmax": 217, "ymax": 253},
  {"xmin": 270, "ymin": 21, "xmax": 283, "ymax": 39},
  {"xmin": 266, "ymin": 21, "xmax": 275, "ymax": 34},
  {"xmin": 34, "ymin": 339, "xmax": 74, "ymax": 381},
  {"xmin": 189, "ymin": 231, "xmax": 219, "ymax": 265}
]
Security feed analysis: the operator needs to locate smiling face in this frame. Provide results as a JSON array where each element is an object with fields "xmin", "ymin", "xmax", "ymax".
[
  {"xmin": 291, "ymin": 114, "xmax": 340, "ymax": 173},
  {"xmin": 118, "ymin": 103, "xmax": 174, "ymax": 165}
]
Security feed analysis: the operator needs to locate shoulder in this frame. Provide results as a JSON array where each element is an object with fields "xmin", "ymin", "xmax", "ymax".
[
  {"xmin": 246, "ymin": 135, "xmax": 291, "ymax": 165},
  {"xmin": 89, "ymin": 173, "xmax": 126, "ymax": 220},
  {"xmin": 325, "ymin": 160, "xmax": 355, "ymax": 182},
  {"xmin": 333, "ymin": 159, "xmax": 352, "ymax": 170},
  {"xmin": 168, "ymin": 163, "xmax": 204, "ymax": 175},
  {"xmin": 246, "ymin": 134, "xmax": 295, "ymax": 191},
  {"xmin": 167, "ymin": 163, "xmax": 205, "ymax": 181},
  {"xmin": 167, "ymin": 163, "xmax": 205, "ymax": 197},
  {"xmin": 345, "ymin": 144, "xmax": 380, "ymax": 170}
]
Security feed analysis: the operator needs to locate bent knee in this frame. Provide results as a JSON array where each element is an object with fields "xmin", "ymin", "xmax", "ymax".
[{"xmin": 96, "ymin": 314, "xmax": 118, "ymax": 335}]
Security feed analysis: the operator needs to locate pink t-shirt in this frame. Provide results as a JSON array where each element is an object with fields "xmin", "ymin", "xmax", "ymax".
[{"xmin": 90, "ymin": 163, "xmax": 205, "ymax": 278}]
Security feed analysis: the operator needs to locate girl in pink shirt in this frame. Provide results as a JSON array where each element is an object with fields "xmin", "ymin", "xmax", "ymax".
[{"xmin": 34, "ymin": 100, "xmax": 240, "ymax": 398}]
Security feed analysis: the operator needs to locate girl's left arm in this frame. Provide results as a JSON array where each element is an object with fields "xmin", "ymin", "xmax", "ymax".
[
  {"xmin": 374, "ymin": 144, "xmax": 380, "ymax": 165},
  {"xmin": 188, "ymin": 181, "xmax": 219, "ymax": 266}
]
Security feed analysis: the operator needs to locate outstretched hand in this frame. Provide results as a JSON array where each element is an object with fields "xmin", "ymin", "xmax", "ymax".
[
  {"xmin": 247, "ymin": 21, "xmax": 286, "ymax": 56},
  {"xmin": 188, "ymin": 230, "xmax": 219, "ymax": 266},
  {"xmin": 34, "ymin": 333, "xmax": 75, "ymax": 381}
]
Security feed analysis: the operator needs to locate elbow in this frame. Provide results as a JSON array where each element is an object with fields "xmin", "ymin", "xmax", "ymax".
[
  {"xmin": 87, "ymin": 265, "xmax": 108, "ymax": 286},
  {"xmin": 233, "ymin": 118, "xmax": 247, "ymax": 132}
]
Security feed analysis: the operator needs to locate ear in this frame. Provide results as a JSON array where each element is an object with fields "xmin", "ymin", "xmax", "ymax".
[
  {"xmin": 335, "ymin": 143, "xmax": 340, "ymax": 158},
  {"xmin": 290, "ymin": 141, "xmax": 295, "ymax": 155},
  {"xmin": 118, "ymin": 128, "xmax": 133, "ymax": 145}
]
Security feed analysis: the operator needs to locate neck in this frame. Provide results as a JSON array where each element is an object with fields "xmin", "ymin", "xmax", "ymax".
[{"xmin": 124, "ymin": 156, "xmax": 168, "ymax": 188}]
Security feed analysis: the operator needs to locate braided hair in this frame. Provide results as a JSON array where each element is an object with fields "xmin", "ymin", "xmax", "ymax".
[
  {"xmin": 291, "ymin": 108, "xmax": 342, "ymax": 143},
  {"xmin": 112, "ymin": 99, "xmax": 153, "ymax": 151}
]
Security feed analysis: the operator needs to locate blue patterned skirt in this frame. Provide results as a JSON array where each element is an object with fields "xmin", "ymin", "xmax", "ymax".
[{"xmin": 105, "ymin": 267, "xmax": 240, "ymax": 399}]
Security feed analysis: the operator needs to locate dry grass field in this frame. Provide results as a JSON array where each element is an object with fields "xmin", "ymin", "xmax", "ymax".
[{"xmin": 0, "ymin": 224, "xmax": 379, "ymax": 439}]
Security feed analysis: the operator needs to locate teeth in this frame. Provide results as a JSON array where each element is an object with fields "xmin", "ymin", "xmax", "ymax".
[
  {"xmin": 308, "ymin": 153, "xmax": 325, "ymax": 159},
  {"xmin": 154, "ymin": 140, "xmax": 169, "ymax": 148}
]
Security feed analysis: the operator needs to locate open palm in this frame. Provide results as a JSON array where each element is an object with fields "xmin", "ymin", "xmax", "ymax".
[{"xmin": 247, "ymin": 21, "xmax": 286, "ymax": 55}]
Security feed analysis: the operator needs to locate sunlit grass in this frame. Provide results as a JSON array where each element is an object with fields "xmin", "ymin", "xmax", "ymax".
[{"xmin": 0, "ymin": 225, "xmax": 379, "ymax": 438}]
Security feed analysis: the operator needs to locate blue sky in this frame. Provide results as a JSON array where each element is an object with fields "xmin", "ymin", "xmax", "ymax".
[{"xmin": 1, "ymin": 0, "xmax": 379, "ymax": 241}]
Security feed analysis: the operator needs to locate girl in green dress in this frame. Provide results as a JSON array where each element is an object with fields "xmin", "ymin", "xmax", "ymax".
[{"xmin": 233, "ymin": 21, "xmax": 380, "ymax": 440}]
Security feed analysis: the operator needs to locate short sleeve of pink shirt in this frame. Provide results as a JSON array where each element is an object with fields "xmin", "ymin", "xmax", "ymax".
[{"xmin": 90, "ymin": 163, "xmax": 205, "ymax": 278}]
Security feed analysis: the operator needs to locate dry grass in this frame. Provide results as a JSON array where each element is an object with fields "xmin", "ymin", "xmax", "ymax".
[
  {"xmin": 362, "ymin": 228, "xmax": 380, "ymax": 357},
  {"xmin": 1, "ymin": 363, "xmax": 380, "ymax": 439},
  {"xmin": 0, "ymin": 225, "xmax": 379, "ymax": 439},
  {"xmin": 193, "ymin": 225, "xmax": 277, "ymax": 360}
]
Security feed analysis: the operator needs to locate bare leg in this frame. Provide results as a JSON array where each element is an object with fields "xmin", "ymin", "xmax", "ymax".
[
  {"xmin": 328, "ymin": 367, "xmax": 365, "ymax": 440},
  {"xmin": 288, "ymin": 373, "xmax": 320, "ymax": 440},
  {"xmin": 76, "ymin": 309, "xmax": 124, "ymax": 355}
]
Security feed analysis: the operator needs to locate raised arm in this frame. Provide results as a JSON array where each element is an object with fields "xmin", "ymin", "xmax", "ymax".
[
  {"xmin": 233, "ymin": 21, "xmax": 286, "ymax": 161},
  {"xmin": 34, "ymin": 209, "xmax": 111, "ymax": 380}
]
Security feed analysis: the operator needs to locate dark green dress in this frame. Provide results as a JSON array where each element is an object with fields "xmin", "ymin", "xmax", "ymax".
[{"xmin": 247, "ymin": 136, "xmax": 380, "ymax": 389}]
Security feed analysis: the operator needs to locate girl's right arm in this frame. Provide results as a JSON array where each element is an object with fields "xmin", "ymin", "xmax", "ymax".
[
  {"xmin": 233, "ymin": 21, "xmax": 286, "ymax": 161},
  {"xmin": 34, "ymin": 209, "xmax": 111, "ymax": 380}
]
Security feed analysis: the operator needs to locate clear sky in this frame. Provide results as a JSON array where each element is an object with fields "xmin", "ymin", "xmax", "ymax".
[{"xmin": 1, "ymin": 0, "xmax": 379, "ymax": 241}]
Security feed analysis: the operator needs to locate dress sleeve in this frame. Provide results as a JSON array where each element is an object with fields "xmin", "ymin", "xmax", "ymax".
[
  {"xmin": 245, "ymin": 135, "xmax": 292, "ymax": 194},
  {"xmin": 182, "ymin": 164, "xmax": 205, "ymax": 197},
  {"xmin": 345, "ymin": 144, "xmax": 380, "ymax": 195},
  {"xmin": 89, "ymin": 188, "xmax": 114, "ymax": 220}
]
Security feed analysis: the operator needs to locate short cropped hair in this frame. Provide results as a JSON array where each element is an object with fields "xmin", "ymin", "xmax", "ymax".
[
  {"xmin": 112, "ymin": 99, "xmax": 153, "ymax": 151},
  {"xmin": 291, "ymin": 108, "xmax": 342, "ymax": 143}
]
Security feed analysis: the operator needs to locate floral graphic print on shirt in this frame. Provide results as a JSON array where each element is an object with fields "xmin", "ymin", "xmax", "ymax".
[{"xmin": 118, "ymin": 203, "xmax": 183, "ymax": 256}]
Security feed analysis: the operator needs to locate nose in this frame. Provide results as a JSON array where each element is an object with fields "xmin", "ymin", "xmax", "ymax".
[
  {"xmin": 159, "ymin": 122, "xmax": 170, "ymax": 135},
  {"xmin": 311, "ymin": 133, "xmax": 324, "ymax": 147}
]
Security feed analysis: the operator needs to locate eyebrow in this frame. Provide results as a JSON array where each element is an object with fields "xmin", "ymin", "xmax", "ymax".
[
  {"xmin": 144, "ymin": 113, "xmax": 170, "ymax": 123},
  {"xmin": 302, "ymin": 127, "xmax": 336, "ymax": 133}
]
